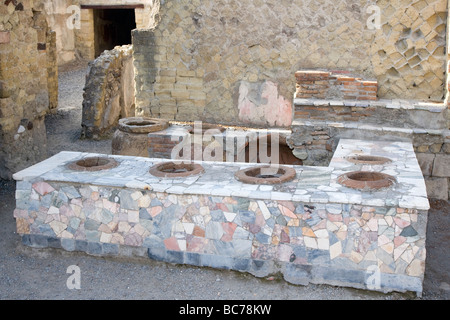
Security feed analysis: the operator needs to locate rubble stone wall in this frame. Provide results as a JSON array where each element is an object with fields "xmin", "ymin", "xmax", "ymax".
[{"xmin": 0, "ymin": 0, "xmax": 56, "ymax": 179}]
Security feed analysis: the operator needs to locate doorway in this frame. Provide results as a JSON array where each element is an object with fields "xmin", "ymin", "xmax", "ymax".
[{"xmin": 93, "ymin": 8, "xmax": 136, "ymax": 58}]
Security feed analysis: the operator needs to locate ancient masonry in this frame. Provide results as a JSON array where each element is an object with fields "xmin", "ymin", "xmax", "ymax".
[
  {"xmin": 43, "ymin": 0, "xmax": 159, "ymax": 65},
  {"xmin": 0, "ymin": 0, "xmax": 58, "ymax": 179},
  {"xmin": 13, "ymin": 139, "xmax": 429, "ymax": 295},
  {"xmin": 133, "ymin": 0, "xmax": 448, "ymax": 124},
  {"xmin": 5, "ymin": 0, "xmax": 450, "ymax": 297},
  {"xmin": 129, "ymin": 1, "xmax": 450, "ymax": 200},
  {"xmin": 81, "ymin": 44, "xmax": 136, "ymax": 139}
]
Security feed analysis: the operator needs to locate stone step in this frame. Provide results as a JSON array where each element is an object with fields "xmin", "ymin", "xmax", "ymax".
[{"xmin": 294, "ymin": 98, "xmax": 448, "ymax": 130}]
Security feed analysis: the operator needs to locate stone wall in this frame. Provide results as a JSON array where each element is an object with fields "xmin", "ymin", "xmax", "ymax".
[
  {"xmin": 288, "ymin": 118, "xmax": 450, "ymax": 200},
  {"xmin": 0, "ymin": 0, "xmax": 56, "ymax": 179},
  {"xmin": 43, "ymin": 0, "xmax": 159, "ymax": 64},
  {"xmin": 373, "ymin": 0, "xmax": 447, "ymax": 100},
  {"xmin": 81, "ymin": 45, "xmax": 136, "ymax": 139},
  {"xmin": 44, "ymin": 0, "xmax": 78, "ymax": 65},
  {"xmin": 295, "ymin": 71, "xmax": 378, "ymax": 101},
  {"xmin": 415, "ymin": 134, "xmax": 450, "ymax": 200},
  {"xmin": 133, "ymin": 0, "xmax": 447, "ymax": 126}
]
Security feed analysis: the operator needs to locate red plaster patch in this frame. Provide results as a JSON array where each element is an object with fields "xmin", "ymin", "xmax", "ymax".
[
  {"xmin": 238, "ymin": 81, "xmax": 292, "ymax": 127},
  {"xmin": 0, "ymin": 31, "xmax": 10, "ymax": 44}
]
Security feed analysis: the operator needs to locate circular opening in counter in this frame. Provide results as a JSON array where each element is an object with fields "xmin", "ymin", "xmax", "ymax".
[
  {"xmin": 347, "ymin": 155, "xmax": 392, "ymax": 165},
  {"xmin": 337, "ymin": 171, "xmax": 396, "ymax": 191},
  {"xmin": 67, "ymin": 157, "xmax": 119, "ymax": 172},
  {"xmin": 118, "ymin": 117, "xmax": 170, "ymax": 134},
  {"xmin": 234, "ymin": 165, "xmax": 296, "ymax": 185},
  {"xmin": 149, "ymin": 162, "xmax": 205, "ymax": 178}
]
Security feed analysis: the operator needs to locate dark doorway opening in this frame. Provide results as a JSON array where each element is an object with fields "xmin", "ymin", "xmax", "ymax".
[
  {"xmin": 243, "ymin": 135, "xmax": 303, "ymax": 165},
  {"xmin": 93, "ymin": 9, "xmax": 136, "ymax": 58}
]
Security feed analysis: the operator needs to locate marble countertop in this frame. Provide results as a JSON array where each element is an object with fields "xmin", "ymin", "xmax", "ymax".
[{"xmin": 13, "ymin": 139, "xmax": 430, "ymax": 210}]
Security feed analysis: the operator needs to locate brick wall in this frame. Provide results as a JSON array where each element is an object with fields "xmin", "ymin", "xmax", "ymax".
[{"xmin": 295, "ymin": 70, "xmax": 378, "ymax": 101}]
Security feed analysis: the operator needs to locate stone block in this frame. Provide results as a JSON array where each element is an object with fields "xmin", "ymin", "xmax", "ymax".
[
  {"xmin": 416, "ymin": 153, "xmax": 435, "ymax": 176},
  {"xmin": 103, "ymin": 243, "xmax": 119, "ymax": 256},
  {"xmin": 27, "ymin": 234, "xmax": 49, "ymax": 248},
  {"xmin": 87, "ymin": 242, "xmax": 103, "ymax": 255},
  {"xmin": 166, "ymin": 250, "xmax": 184, "ymax": 264},
  {"xmin": 74, "ymin": 240, "xmax": 88, "ymax": 252},
  {"xmin": 147, "ymin": 245, "xmax": 167, "ymax": 262},
  {"xmin": 201, "ymin": 254, "xmax": 233, "ymax": 270},
  {"xmin": 185, "ymin": 252, "xmax": 201, "ymax": 266},
  {"xmin": 47, "ymin": 237, "xmax": 62, "ymax": 249},
  {"xmin": 233, "ymin": 258, "xmax": 251, "ymax": 271},
  {"xmin": 432, "ymin": 154, "xmax": 450, "ymax": 177},
  {"xmin": 0, "ymin": 31, "xmax": 10, "ymax": 44},
  {"xmin": 61, "ymin": 238, "xmax": 76, "ymax": 251},
  {"xmin": 425, "ymin": 177, "xmax": 448, "ymax": 200}
]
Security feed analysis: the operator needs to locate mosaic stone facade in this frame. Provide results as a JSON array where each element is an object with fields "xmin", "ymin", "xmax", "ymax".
[
  {"xmin": 15, "ymin": 181, "xmax": 427, "ymax": 294},
  {"xmin": 13, "ymin": 139, "xmax": 429, "ymax": 295}
]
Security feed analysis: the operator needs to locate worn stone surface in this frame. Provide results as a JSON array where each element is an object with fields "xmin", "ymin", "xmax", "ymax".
[
  {"xmin": 0, "ymin": 0, "xmax": 56, "ymax": 179},
  {"xmin": 425, "ymin": 178, "xmax": 449, "ymax": 200},
  {"xmin": 43, "ymin": 0, "xmax": 159, "ymax": 64},
  {"xmin": 416, "ymin": 153, "xmax": 436, "ymax": 177},
  {"xmin": 81, "ymin": 45, "xmax": 136, "ymax": 139},
  {"xmin": 432, "ymin": 154, "xmax": 450, "ymax": 178},
  {"xmin": 133, "ymin": 0, "xmax": 447, "ymax": 124},
  {"xmin": 372, "ymin": 0, "xmax": 447, "ymax": 100}
]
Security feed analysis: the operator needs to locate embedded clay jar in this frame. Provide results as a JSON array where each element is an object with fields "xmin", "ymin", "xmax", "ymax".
[
  {"xmin": 346, "ymin": 155, "xmax": 392, "ymax": 165},
  {"xmin": 112, "ymin": 117, "xmax": 170, "ymax": 157},
  {"xmin": 67, "ymin": 157, "xmax": 119, "ymax": 172},
  {"xmin": 149, "ymin": 161, "xmax": 205, "ymax": 178},
  {"xmin": 234, "ymin": 165, "xmax": 296, "ymax": 185},
  {"xmin": 337, "ymin": 171, "xmax": 396, "ymax": 191}
]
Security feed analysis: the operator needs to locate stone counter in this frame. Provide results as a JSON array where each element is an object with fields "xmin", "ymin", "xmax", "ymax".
[{"xmin": 13, "ymin": 139, "xmax": 429, "ymax": 295}]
